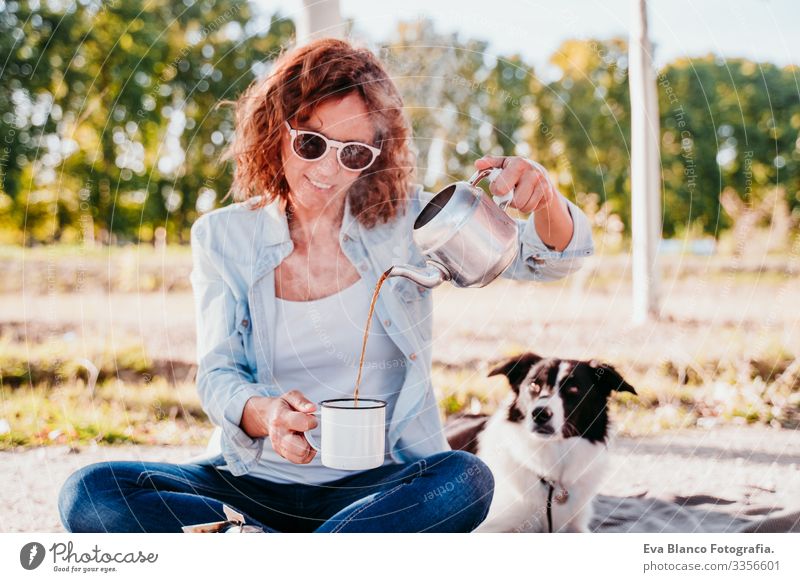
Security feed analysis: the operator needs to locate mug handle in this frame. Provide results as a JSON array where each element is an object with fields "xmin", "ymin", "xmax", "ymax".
[
  {"xmin": 302, "ymin": 410, "xmax": 322, "ymax": 452},
  {"xmin": 468, "ymin": 167, "xmax": 515, "ymax": 210}
]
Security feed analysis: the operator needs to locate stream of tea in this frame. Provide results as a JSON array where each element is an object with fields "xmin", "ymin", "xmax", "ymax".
[{"xmin": 352, "ymin": 267, "xmax": 393, "ymax": 406}]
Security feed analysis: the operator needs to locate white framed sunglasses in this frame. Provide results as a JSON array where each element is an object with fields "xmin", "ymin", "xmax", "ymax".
[{"xmin": 284, "ymin": 121, "xmax": 382, "ymax": 171}]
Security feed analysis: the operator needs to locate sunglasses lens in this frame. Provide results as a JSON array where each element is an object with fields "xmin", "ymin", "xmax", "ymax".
[
  {"xmin": 340, "ymin": 143, "xmax": 375, "ymax": 170},
  {"xmin": 294, "ymin": 132, "xmax": 327, "ymax": 160}
]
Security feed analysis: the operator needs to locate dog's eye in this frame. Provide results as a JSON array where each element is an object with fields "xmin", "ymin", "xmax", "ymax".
[{"xmin": 529, "ymin": 382, "xmax": 540, "ymax": 393}]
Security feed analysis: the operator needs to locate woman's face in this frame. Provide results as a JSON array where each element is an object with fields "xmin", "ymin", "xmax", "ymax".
[{"xmin": 281, "ymin": 92, "xmax": 376, "ymax": 214}]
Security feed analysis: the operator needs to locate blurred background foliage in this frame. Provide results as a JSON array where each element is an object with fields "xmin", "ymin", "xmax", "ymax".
[{"xmin": 1, "ymin": 0, "xmax": 798, "ymax": 246}]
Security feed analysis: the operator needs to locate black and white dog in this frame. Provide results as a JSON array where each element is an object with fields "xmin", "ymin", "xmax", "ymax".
[{"xmin": 445, "ymin": 352, "xmax": 637, "ymax": 533}]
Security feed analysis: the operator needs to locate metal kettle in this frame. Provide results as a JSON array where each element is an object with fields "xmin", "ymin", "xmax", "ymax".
[{"xmin": 388, "ymin": 167, "xmax": 519, "ymax": 288}]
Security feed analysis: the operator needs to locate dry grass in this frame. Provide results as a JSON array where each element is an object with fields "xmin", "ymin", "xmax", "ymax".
[{"xmin": 0, "ymin": 378, "xmax": 211, "ymax": 450}]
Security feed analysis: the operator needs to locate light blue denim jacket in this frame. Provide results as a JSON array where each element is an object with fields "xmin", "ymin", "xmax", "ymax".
[{"xmin": 190, "ymin": 182, "xmax": 594, "ymax": 476}]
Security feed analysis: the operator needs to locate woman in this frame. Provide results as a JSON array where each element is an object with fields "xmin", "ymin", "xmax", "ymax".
[{"xmin": 59, "ymin": 38, "xmax": 593, "ymax": 533}]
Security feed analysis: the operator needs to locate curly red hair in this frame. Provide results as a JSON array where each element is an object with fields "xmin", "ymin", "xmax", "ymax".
[{"xmin": 221, "ymin": 38, "xmax": 414, "ymax": 228}]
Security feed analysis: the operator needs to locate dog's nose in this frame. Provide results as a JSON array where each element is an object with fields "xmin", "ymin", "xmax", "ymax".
[{"xmin": 532, "ymin": 407, "xmax": 552, "ymax": 424}]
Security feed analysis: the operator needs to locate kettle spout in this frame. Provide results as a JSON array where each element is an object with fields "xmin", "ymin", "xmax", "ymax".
[{"xmin": 387, "ymin": 261, "xmax": 450, "ymax": 289}]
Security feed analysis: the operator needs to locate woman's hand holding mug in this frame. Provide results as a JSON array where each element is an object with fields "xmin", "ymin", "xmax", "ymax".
[{"xmin": 240, "ymin": 391, "xmax": 318, "ymax": 464}]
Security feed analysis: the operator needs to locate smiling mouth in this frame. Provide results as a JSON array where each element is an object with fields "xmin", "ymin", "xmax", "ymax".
[{"xmin": 305, "ymin": 175, "xmax": 333, "ymax": 191}]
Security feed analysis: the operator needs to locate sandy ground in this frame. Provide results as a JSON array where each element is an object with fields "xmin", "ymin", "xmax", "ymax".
[{"xmin": 1, "ymin": 425, "xmax": 797, "ymax": 533}]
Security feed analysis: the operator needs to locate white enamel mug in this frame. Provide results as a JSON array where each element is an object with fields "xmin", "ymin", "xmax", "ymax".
[{"xmin": 303, "ymin": 398, "xmax": 387, "ymax": 471}]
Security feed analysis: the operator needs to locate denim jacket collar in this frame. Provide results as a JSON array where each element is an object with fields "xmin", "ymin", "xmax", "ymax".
[
  {"xmin": 253, "ymin": 194, "xmax": 361, "ymax": 245},
  {"xmin": 249, "ymin": 193, "xmax": 362, "ymax": 283}
]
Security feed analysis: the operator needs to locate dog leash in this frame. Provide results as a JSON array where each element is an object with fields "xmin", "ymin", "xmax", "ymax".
[
  {"xmin": 542, "ymin": 478, "xmax": 555, "ymax": 533},
  {"xmin": 539, "ymin": 477, "xmax": 569, "ymax": 533}
]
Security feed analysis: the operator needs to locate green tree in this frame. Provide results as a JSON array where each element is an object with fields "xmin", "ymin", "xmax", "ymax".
[
  {"xmin": 3, "ymin": 8, "xmax": 797, "ymax": 245},
  {"xmin": 529, "ymin": 38, "xmax": 632, "ymax": 225},
  {"xmin": 658, "ymin": 57, "xmax": 800, "ymax": 237},
  {"xmin": 380, "ymin": 19, "xmax": 492, "ymax": 188},
  {"xmin": 0, "ymin": 0, "xmax": 294, "ymax": 244}
]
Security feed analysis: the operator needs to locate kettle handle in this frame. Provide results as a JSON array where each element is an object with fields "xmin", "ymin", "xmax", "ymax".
[{"xmin": 468, "ymin": 168, "xmax": 515, "ymax": 210}]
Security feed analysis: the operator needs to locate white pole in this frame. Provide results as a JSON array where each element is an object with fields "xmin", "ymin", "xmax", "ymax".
[
  {"xmin": 629, "ymin": 0, "xmax": 662, "ymax": 324},
  {"xmin": 298, "ymin": 0, "xmax": 345, "ymax": 44}
]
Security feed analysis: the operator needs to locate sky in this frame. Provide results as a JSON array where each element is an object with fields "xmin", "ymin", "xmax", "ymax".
[{"xmin": 263, "ymin": 0, "xmax": 799, "ymax": 77}]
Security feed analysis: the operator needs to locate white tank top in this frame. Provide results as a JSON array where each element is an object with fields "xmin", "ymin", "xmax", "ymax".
[{"xmin": 246, "ymin": 277, "xmax": 406, "ymax": 484}]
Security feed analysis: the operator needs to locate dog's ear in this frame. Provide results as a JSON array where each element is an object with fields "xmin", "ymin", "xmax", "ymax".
[
  {"xmin": 589, "ymin": 360, "xmax": 637, "ymax": 395},
  {"xmin": 488, "ymin": 352, "xmax": 543, "ymax": 392}
]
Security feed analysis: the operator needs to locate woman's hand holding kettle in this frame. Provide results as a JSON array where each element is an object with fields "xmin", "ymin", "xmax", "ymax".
[{"xmin": 474, "ymin": 156, "xmax": 575, "ymax": 251}]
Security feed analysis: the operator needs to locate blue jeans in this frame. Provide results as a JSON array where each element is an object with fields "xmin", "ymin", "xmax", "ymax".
[{"xmin": 58, "ymin": 450, "xmax": 494, "ymax": 533}]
